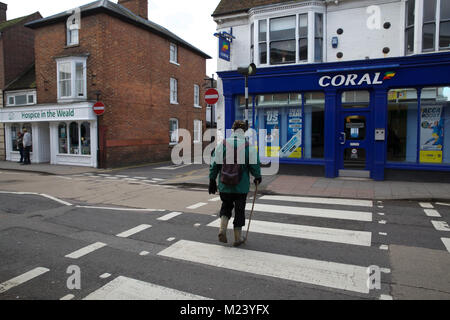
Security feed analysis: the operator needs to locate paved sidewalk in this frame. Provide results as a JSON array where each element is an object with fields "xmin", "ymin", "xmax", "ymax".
[
  {"xmin": 2, "ymin": 160, "xmax": 450, "ymax": 201},
  {"xmin": 0, "ymin": 161, "xmax": 104, "ymax": 175}
]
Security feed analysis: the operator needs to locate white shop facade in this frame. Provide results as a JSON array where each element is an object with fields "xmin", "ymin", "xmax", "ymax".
[{"xmin": 0, "ymin": 102, "xmax": 98, "ymax": 167}]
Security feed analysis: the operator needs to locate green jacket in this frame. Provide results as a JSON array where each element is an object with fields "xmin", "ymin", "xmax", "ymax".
[{"xmin": 209, "ymin": 133, "xmax": 262, "ymax": 194}]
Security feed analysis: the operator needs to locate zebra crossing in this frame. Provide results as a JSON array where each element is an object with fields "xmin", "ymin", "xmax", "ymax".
[
  {"xmin": 69, "ymin": 173, "xmax": 168, "ymax": 185},
  {"xmin": 0, "ymin": 194, "xmax": 391, "ymax": 300}
]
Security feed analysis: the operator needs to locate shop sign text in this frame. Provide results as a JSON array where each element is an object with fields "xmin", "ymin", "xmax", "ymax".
[
  {"xmin": 319, "ymin": 72, "xmax": 395, "ymax": 88},
  {"xmin": 21, "ymin": 109, "xmax": 75, "ymax": 120}
]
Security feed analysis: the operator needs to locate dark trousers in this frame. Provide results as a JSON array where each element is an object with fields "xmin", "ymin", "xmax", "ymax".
[
  {"xmin": 219, "ymin": 193, "xmax": 248, "ymax": 228},
  {"xmin": 24, "ymin": 146, "xmax": 31, "ymax": 164},
  {"xmin": 19, "ymin": 147, "xmax": 24, "ymax": 162}
]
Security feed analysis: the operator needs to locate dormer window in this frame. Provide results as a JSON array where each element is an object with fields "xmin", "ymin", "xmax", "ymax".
[{"xmin": 67, "ymin": 16, "xmax": 80, "ymax": 46}]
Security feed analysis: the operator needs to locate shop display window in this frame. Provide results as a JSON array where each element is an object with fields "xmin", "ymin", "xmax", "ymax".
[
  {"xmin": 420, "ymin": 86, "xmax": 450, "ymax": 164},
  {"xmin": 387, "ymin": 88, "xmax": 419, "ymax": 162},
  {"xmin": 80, "ymin": 122, "xmax": 91, "ymax": 155}
]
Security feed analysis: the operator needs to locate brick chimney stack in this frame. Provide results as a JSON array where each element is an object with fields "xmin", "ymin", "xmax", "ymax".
[
  {"xmin": 0, "ymin": 2, "xmax": 7, "ymax": 23},
  {"xmin": 118, "ymin": 0, "xmax": 148, "ymax": 20}
]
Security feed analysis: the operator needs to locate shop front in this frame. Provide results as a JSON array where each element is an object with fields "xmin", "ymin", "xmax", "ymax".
[
  {"xmin": 218, "ymin": 52, "xmax": 450, "ymax": 180},
  {"xmin": 0, "ymin": 102, "xmax": 98, "ymax": 167}
]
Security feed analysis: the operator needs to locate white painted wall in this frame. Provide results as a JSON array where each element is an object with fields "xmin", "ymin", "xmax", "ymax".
[{"xmin": 326, "ymin": 0, "xmax": 404, "ymax": 62}]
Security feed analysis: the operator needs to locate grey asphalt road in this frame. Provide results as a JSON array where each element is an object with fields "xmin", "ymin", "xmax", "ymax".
[{"xmin": 1, "ymin": 188, "xmax": 449, "ymax": 301}]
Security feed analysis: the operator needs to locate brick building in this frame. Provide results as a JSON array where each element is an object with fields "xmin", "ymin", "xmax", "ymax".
[
  {"xmin": 0, "ymin": 3, "xmax": 41, "ymax": 160},
  {"xmin": 0, "ymin": 0, "xmax": 210, "ymax": 168}
]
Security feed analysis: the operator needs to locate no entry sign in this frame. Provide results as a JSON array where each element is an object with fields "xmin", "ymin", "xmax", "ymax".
[
  {"xmin": 93, "ymin": 102, "xmax": 105, "ymax": 116},
  {"xmin": 205, "ymin": 88, "xmax": 219, "ymax": 105}
]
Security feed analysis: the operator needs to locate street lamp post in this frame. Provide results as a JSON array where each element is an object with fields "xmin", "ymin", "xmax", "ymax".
[{"xmin": 237, "ymin": 63, "xmax": 257, "ymax": 129}]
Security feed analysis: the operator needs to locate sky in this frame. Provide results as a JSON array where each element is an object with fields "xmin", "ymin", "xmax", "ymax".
[{"xmin": 5, "ymin": 0, "xmax": 221, "ymax": 77}]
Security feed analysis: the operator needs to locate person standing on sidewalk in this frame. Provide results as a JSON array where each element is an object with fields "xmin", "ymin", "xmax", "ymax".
[
  {"xmin": 17, "ymin": 132, "xmax": 24, "ymax": 163},
  {"xmin": 22, "ymin": 128, "xmax": 32, "ymax": 165},
  {"xmin": 209, "ymin": 120, "xmax": 262, "ymax": 247}
]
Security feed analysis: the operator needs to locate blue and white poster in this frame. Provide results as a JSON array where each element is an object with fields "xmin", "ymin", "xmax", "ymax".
[
  {"xmin": 280, "ymin": 108, "xmax": 302, "ymax": 158},
  {"xmin": 264, "ymin": 109, "xmax": 280, "ymax": 157}
]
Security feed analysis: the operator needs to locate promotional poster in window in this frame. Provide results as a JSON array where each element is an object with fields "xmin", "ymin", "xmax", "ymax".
[{"xmin": 420, "ymin": 106, "xmax": 444, "ymax": 163}]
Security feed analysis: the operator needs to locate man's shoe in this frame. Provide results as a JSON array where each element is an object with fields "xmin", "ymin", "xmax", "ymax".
[
  {"xmin": 218, "ymin": 216, "xmax": 229, "ymax": 243},
  {"xmin": 233, "ymin": 228, "xmax": 245, "ymax": 247}
]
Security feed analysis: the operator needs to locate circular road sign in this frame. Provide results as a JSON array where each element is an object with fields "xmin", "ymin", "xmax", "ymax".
[
  {"xmin": 93, "ymin": 102, "xmax": 105, "ymax": 116},
  {"xmin": 205, "ymin": 88, "xmax": 219, "ymax": 105}
]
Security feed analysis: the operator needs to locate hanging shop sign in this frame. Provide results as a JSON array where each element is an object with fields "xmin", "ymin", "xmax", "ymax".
[
  {"xmin": 319, "ymin": 71, "xmax": 396, "ymax": 88},
  {"xmin": 215, "ymin": 31, "xmax": 235, "ymax": 62},
  {"xmin": 420, "ymin": 106, "xmax": 444, "ymax": 163},
  {"xmin": 280, "ymin": 108, "xmax": 303, "ymax": 159}
]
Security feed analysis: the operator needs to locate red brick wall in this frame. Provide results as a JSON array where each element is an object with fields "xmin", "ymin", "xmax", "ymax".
[
  {"xmin": 34, "ymin": 13, "xmax": 207, "ymax": 168},
  {"xmin": 1, "ymin": 12, "xmax": 41, "ymax": 88},
  {"xmin": 117, "ymin": 0, "xmax": 148, "ymax": 19}
]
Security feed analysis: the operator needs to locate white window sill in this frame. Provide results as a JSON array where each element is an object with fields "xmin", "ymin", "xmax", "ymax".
[
  {"xmin": 58, "ymin": 97, "xmax": 87, "ymax": 103},
  {"xmin": 57, "ymin": 153, "xmax": 92, "ymax": 157},
  {"xmin": 193, "ymin": 105, "xmax": 202, "ymax": 109},
  {"xmin": 170, "ymin": 61, "xmax": 180, "ymax": 66},
  {"xmin": 170, "ymin": 101, "xmax": 179, "ymax": 105}
]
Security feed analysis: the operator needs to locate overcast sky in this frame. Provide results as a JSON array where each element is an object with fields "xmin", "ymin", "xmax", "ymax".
[{"xmin": 5, "ymin": 0, "xmax": 221, "ymax": 77}]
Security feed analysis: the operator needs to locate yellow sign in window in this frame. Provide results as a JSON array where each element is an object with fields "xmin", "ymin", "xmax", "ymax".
[{"xmin": 420, "ymin": 150, "xmax": 443, "ymax": 164}]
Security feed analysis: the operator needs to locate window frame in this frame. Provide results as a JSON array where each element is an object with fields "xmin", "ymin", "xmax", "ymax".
[
  {"xmin": 56, "ymin": 57, "xmax": 87, "ymax": 102},
  {"xmin": 66, "ymin": 17, "xmax": 80, "ymax": 46},
  {"xmin": 170, "ymin": 78, "xmax": 178, "ymax": 104},
  {"xmin": 169, "ymin": 118, "xmax": 179, "ymax": 145},
  {"xmin": 194, "ymin": 84, "xmax": 201, "ymax": 108},
  {"xmin": 57, "ymin": 121, "xmax": 92, "ymax": 156},
  {"xmin": 170, "ymin": 43, "xmax": 179, "ymax": 65},
  {"xmin": 253, "ymin": 10, "xmax": 324, "ymax": 66},
  {"xmin": 5, "ymin": 90, "xmax": 37, "ymax": 107},
  {"xmin": 193, "ymin": 119, "xmax": 203, "ymax": 143}
]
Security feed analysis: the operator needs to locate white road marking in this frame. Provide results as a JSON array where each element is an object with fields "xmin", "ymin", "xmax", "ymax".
[
  {"xmin": 75, "ymin": 205, "xmax": 164, "ymax": 212},
  {"xmin": 379, "ymin": 232, "xmax": 388, "ymax": 236},
  {"xmin": 379, "ymin": 245, "xmax": 389, "ymax": 251},
  {"xmin": 194, "ymin": 223, "xmax": 201, "ymax": 227},
  {"xmin": 419, "ymin": 202, "xmax": 434, "ymax": 208},
  {"xmin": 167, "ymin": 237, "xmax": 176, "ymax": 242},
  {"xmin": 142, "ymin": 180, "xmax": 156, "ymax": 183},
  {"xmin": 208, "ymin": 197, "xmax": 221, "ymax": 202},
  {"xmin": 98, "ymin": 174, "xmax": 112, "ymax": 177},
  {"xmin": 115, "ymin": 175, "xmax": 129, "ymax": 178},
  {"xmin": 100, "ymin": 273, "xmax": 112, "ymax": 279},
  {"xmin": 381, "ymin": 268, "xmax": 391, "ymax": 274},
  {"xmin": 133, "ymin": 177, "xmax": 147, "ymax": 180},
  {"xmin": 186, "ymin": 203, "xmax": 208, "ymax": 210},
  {"xmin": 424, "ymin": 209, "xmax": 441, "ymax": 217},
  {"xmin": 156, "ymin": 164, "xmax": 191, "ymax": 170},
  {"xmin": 60, "ymin": 294, "xmax": 75, "ymax": 300},
  {"xmin": 139, "ymin": 251, "xmax": 150, "ymax": 256},
  {"xmin": 380, "ymin": 294, "xmax": 393, "ymax": 300},
  {"xmin": 247, "ymin": 203, "xmax": 372, "ymax": 222},
  {"xmin": 157, "ymin": 212, "xmax": 183, "ymax": 221},
  {"xmin": 40, "ymin": 194, "xmax": 73, "ymax": 206},
  {"xmin": 55, "ymin": 176, "xmax": 73, "ymax": 180},
  {"xmin": 431, "ymin": 221, "xmax": 450, "ymax": 232},
  {"xmin": 116, "ymin": 225, "xmax": 152, "ymax": 238},
  {"xmin": 158, "ymin": 240, "xmax": 371, "ymax": 294},
  {"xmin": 207, "ymin": 219, "xmax": 372, "ymax": 246},
  {"xmin": 260, "ymin": 195, "xmax": 373, "ymax": 208},
  {"xmin": 378, "ymin": 220, "xmax": 387, "ymax": 224},
  {"xmin": 65, "ymin": 242, "xmax": 107, "ymax": 259},
  {"xmin": 436, "ymin": 202, "xmax": 450, "ymax": 207},
  {"xmin": 0, "ymin": 267, "xmax": 50, "ymax": 294},
  {"xmin": 377, "ymin": 213, "xmax": 385, "ymax": 216},
  {"xmin": 151, "ymin": 178, "xmax": 165, "ymax": 182},
  {"xmin": 83, "ymin": 276, "xmax": 211, "ymax": 300},
  {"xmin": 441, "ymin": 238, "xmax": 450, "ymax": 252}
]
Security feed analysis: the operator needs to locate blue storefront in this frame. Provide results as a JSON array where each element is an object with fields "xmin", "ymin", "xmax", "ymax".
[{"xmin": 218, "ymin": 52, "xmax": 450, "ymax": 181}]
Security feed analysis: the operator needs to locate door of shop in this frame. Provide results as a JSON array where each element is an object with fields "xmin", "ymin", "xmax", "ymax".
[{"xmin": 337, "ymin": 92, "xmax": 372, "ymax": 177}]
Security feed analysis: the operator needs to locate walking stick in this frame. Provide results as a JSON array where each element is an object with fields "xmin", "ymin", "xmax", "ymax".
[{"xmin": 244, "ymin": 182, "xmax": 258, "ymax": 243}]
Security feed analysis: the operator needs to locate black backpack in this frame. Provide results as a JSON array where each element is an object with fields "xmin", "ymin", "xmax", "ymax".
[{"xmin": 220, "ymin": 138, "xmax": 250, "ymax": 186}]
